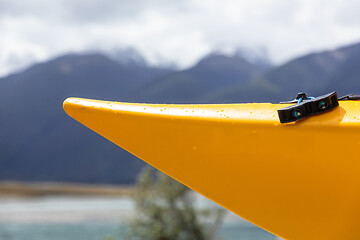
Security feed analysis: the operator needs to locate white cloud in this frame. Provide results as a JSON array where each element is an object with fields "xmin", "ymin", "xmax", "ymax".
[{"xmin": 0, "ymin": 0, "xmax": 359, "ymax": 77}]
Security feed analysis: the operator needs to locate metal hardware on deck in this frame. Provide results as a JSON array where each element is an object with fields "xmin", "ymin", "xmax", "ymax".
[{"xmin": 338, "ymin": 94, "xmax": 360, "ymax": 101}]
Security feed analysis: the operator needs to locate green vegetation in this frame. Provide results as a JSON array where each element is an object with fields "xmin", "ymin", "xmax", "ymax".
[{"xmin": 127, "ymin": 166, "xmax": 225, "ymax": 240}]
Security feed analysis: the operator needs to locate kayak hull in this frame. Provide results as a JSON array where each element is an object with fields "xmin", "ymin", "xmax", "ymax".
[{"xmin": 63, "ymin": 98, "xmax": 360, "ymax": 240}]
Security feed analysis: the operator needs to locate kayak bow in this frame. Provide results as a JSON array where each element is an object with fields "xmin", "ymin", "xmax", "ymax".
[{"xmin": 63, "ymin": 98, "xmax": 360, "ymax": 240}]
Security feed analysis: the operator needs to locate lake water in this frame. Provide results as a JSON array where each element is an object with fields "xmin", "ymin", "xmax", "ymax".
[{"xmin": 0, "ymin": 196, "xmax": 280, "ymax": 240}]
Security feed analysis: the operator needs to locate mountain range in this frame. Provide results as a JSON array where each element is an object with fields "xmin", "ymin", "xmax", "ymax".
[{"xmin": 0, "ymin": 42, "xmax": 359, "ymax": 184}]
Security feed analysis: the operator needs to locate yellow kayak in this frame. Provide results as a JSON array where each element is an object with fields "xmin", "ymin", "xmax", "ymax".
[{"xmin": 63, "ymin": 97, "xmax": 360, "ymax": 240}]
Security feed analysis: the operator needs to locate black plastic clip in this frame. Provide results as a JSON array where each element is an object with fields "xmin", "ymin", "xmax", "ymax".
[{"xmin": 278, "ymin": 92, "xmax": 339, "ymax": 123}]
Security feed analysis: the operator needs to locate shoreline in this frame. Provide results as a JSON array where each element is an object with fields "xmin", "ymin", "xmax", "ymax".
[{"xmin": 0, "ymin": 181, "xmax": 134, "ymax": 197}]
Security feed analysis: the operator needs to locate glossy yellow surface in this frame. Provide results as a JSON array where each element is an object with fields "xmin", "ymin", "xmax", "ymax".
[{"xmin": 63, "ymin": 98, "xmax": 360, "ymax": 240}]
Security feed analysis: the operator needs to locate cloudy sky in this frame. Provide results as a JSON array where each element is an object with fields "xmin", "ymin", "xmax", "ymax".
[{"xmin": 0, "ymin": 0, "xmax": 360, "ymax": 77}]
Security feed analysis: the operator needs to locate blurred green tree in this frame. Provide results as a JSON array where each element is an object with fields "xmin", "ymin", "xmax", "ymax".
[{"xmin": 127, "ymin": 166, "xmax": 225, "ymax": 240}]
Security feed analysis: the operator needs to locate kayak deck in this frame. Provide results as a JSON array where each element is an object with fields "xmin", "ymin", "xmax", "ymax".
[{"xmin": 63, "ymin": 98, "xmax": 360, "ymax": 240}]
